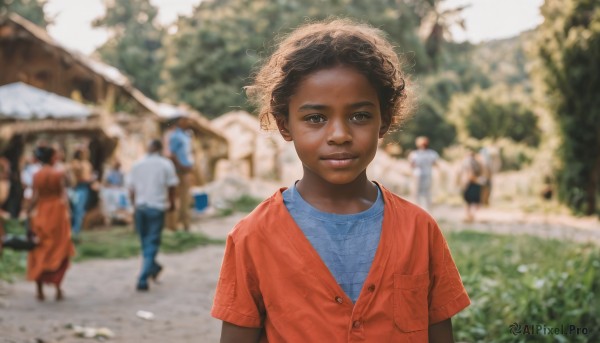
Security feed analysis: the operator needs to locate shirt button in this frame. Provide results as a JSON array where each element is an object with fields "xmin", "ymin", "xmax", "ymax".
[
  {"xmin": 335, "ymin": 296, "xmax": 343, "ymax": 304},
  {"xmin": 367, "ymin": 284, "xmax": 376, "ymax": 292},
  {"xmin": 353, "ymin": 320, "xmax": 362, "ymax": 329}
]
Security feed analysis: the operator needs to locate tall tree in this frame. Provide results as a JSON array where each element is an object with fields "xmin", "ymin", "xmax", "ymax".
[
  {"xmin": 0, "ymin": 0, "xmax": 49, "ymax": 27},
  {"xmin": 536, "ymin": 0, "xmax": 600, "ymax": 215},
  {"xmin": 93, "ymin": 0, "xmax": 165, "ymax": 99},
  {"xmin": 403, "ymin": 0, "xmax": 468, "ymax": 71},
  {"xmin": 161, "ymin": 0, "xmax": 429, "ymax": 117}
]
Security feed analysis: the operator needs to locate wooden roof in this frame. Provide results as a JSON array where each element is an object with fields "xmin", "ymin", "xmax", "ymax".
[{"xmin": 0, "ymin": 13, "xmax": 227, "ymax": 144}]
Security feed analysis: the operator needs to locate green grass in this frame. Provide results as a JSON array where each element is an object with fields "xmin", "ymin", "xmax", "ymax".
[
  {"xmin": 446, "ymin": 230, "xmax": 600, "ymax": 342},
  {"xmin": 0, "ymin": 219, "xmax": 29, "ymax": 281},
  {"xmin": 1, "ymin": 220, "xmax": 223, "ymax": 281},
  {"xmin": 217, "ymin": 194, "xmax": 263, "ymax": 217},
  {"xmin": 74, "ymin": 227, "xmax": 224, "ymax": 262},
  {"xmin": 2, "ymin": 218, "xmax": 599, "ymax": 342}
]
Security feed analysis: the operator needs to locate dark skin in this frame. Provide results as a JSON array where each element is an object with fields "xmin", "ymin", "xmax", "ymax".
[{"xmin": 220, "ymin": 66, "xmax": 456, "ymax": 342}]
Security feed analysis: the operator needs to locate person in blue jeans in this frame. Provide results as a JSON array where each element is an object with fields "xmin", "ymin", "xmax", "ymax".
[
  {"xmin": 68, "ymin": 148, "xmax": 93, "ymax": 239},
  {"xmin": 127, "ymin": 139, "xmax": 178, "ymax": 291}
]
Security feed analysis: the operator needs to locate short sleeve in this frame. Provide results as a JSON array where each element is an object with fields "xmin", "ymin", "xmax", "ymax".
[
  {"xmin": 427, "ymin": 222, "xmax": 470, "ymax": 324},
  {"xmin": 211, "ymin": 234, "xmax": 264, "ymax": 328}
]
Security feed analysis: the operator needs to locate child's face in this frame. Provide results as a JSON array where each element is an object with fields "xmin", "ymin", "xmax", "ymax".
[{"xmin": 277, "ymin": 65, "xmax": 389, "ymax": 186}]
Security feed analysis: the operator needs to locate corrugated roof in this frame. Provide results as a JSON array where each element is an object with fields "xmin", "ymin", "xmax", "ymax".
[{"xmin": 0, "ymin": 82, "xmax": 92, "ymax": 120}]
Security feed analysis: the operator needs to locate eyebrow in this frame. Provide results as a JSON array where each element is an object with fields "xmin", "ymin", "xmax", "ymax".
[{"xmin": 297, "ymin": 101, "xmax": 376, "ymax": 112}]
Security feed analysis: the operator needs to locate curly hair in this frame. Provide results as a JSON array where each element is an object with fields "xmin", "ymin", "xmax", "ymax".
[{"xmin": 247, "ymin": 18, "xmax": 410, "ymax": 131}]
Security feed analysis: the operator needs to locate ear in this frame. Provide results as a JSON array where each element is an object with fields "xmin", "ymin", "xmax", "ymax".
[
  {"xmin": 378, "ymin": 114, "xmax": 391, "ymax": 138},
  {"xmin": 276, "ymin": 116, "xmax": 293, "ymax": 141}
]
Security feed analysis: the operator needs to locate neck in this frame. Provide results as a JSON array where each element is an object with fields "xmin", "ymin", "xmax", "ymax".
[{"xmin": 295, "ymin": 171, "xmax": 378, "ymax": 214}]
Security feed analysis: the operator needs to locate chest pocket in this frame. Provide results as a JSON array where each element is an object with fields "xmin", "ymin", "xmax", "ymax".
[{"xmin": 393, "ymin": 272, "xmax": 429, "ymax": 332}]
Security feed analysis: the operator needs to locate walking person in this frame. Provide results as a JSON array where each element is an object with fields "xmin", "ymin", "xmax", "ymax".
[
  {"xmin": 408, "ymin": 136, "xmax": 439, "ymax": 211},
  {"xmin": 26, "ymin": 146, "xmax": 75, "ymax": 301},
  {"xmin": 212, "ymin": 19, "xmax": 469, "ymax": 342},
  {"xmin": 166, "ymin": 116, "xmax": 194, "ymax": 231},
  {"xmin": 127, "ymin": 139, "xmax": 178, "ymax": 291},
  {"xmin": 458, "ymin": 148, "xmax": 484, "ymax": 222},
  {"xmin": 68, "ymin": 147, "xmax": 94, "ymax": 239}
]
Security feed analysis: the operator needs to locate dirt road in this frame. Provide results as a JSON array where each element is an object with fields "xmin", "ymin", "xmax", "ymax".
[{"xmin": 0, "ymin": 207, "xmax": 598, "ymax": 343}]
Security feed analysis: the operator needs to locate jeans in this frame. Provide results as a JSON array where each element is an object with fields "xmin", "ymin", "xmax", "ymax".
[
  {"xmin": 70, "ymin": 183, "xmax": 89, "ymax": 236},
  {"xmin": 134, "ymin": 206, "xmax": 165, "ymax": 288}
]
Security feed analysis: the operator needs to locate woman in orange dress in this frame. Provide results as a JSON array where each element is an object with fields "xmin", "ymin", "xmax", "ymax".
[{"xmin": 26, "ymin": 146, "xmax": 75, "ymax": 301}]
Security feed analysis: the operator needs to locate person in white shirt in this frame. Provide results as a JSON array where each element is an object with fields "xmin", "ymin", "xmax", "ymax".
[
  {"xmin": 126, "ymin": 139, "xmax": 179, "ymax": 291},
  {"xmin": 408, "ymin": 136, "xmax": 439, "ymax": 211}
]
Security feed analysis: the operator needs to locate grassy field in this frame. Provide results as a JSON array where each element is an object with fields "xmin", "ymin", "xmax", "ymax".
[
  {"xmin": 2, "ymin": 219, "xmax": 598, "ymax": 342},
  {"xmin": 0, "ymin": 219, "xmax": 223, "ymax": 281},
  {"xmin": 447, "ymin": 230, "xmax": 600, "ymax": 342}
]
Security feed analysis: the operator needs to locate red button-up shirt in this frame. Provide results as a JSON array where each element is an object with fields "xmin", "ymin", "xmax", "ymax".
[{"xmin": 211, "ymin": 184, "xmax": 470, "ymax": 342}]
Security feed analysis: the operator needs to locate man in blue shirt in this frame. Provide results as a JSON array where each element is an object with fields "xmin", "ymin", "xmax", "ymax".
[{"xmin": 167, "ymin": 116, "xmax": 195, "ymax": 231}]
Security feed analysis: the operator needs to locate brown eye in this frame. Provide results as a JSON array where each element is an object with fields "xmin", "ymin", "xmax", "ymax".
[
  {"xmin": 350, "ymin": 112, "xmax": 371, "ymax": 122},
  {"xmin": 305, "ymin": 114, "xmax": 326, "ymax": 123}
]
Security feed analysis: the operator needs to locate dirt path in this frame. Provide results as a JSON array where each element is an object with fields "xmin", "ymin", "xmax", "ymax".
[{"xmin": 0, "ymin": 207, "xmax": 598, "ymax": 343}]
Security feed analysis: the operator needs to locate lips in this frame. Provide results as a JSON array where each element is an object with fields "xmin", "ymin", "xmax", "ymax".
[
  {"xmin": 321, "ymin": 152, "xmax": 358, "ymax": 160},
  {"xmin": 320, "ymin": 152, "xmax": 358, "ymax": 168}
]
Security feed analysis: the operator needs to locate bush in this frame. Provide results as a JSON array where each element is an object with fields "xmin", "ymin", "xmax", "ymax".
[
  {"xmin": 448, "ymin": 230, "xmax": 600, "ymax": 342},
  {"xmin": 449, "ymin": 86, "xmax": 541, "ymax": 147}
]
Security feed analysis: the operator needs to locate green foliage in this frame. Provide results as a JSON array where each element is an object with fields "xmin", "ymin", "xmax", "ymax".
[
  {"xmin": 471, "ymin": 33, "xmax": 535, "ymax": 89},
  {"xmin": 74, "ymin": 227, "xmax": 223, "ymax": 262},
  {"xmin": 0, "ymin": 221, "xmax": 223, "ymax": 281},
  {"xmin": 494, "ymin": 138, "xmax": 536, "ymax": 171},
  {"xmin": 535, "ymin": 0, "xmax": 600, "ymax": 215},
  {"xmin": 161, "ymin": 0, "xmax": 436, "ymax": 117},
  {"xmin": 0, "ymin": 0, "xmax": 48, "ymax": 27},
  {"xmin": 447, "ymin": 230, "xmax": 600, "ymax": 342},
  {"xmin": 93, "ymin": 0, "xmax": 165, "ymax": 99},
  {"xmin": 0, "ymin": 219, "xmax": 29, "ymax": 281},
  {"xmin": 449, "ymin": 86, "xmax": 541, "ymax": 146}
]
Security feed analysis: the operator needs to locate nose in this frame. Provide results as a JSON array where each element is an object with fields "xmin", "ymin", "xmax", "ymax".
[{"xmin": 327, "ymin": 118, "xmax": 352, "ymax": 145}]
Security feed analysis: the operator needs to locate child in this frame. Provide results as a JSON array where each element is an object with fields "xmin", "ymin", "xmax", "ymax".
[{"xmin": 211, "ymin": 19, "xmax": 470, "ymax": 342}]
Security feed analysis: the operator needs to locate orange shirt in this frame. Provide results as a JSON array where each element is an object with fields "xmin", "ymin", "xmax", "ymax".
[{"xmin": 211, "ymin": 184, "xmax": 470, "ymax": 342}]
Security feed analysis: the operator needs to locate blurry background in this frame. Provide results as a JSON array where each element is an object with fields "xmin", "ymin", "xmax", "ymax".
[{"xmin": 0, "ymin": 0, "xmax": 599, "ymax": 342}]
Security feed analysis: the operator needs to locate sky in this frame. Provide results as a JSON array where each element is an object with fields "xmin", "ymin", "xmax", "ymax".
[{"xmin": 45, "ymin": 0, "xmax": 545, "ymax": 55}]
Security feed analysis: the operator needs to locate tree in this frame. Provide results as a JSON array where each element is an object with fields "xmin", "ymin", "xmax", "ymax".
[
  {"xmin": 535, "ymin": 0, "xmax": 600, "ymax": 215},
  {"xmin": 448, "ymin": 85, "xmax": 541, "ymax": 147},
  {"xmin": 0, "ymin": 0, "xmax": 49, "ymax": 27},
  {"xmin": 93, "ymin": 0, "xmax": 165, "ymax": 99},
  {"xmin": 384, "ymin": 72, "xmax": 461, "ymax": 154},
  {"xmin": 161, "ymin": 0, "xmax": 429, "ymax": 117}
]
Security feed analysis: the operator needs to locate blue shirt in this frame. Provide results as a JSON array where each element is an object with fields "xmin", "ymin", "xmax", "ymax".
[
  {"xmin": 105, "ymin": 169, "xmax": 124, "ymax": 187},
  {"xmin": 169, "ymin": 128, "xmax": 194, "ymax": 168},
  {"xmin": 282, "ymin": 184, "xmax": 384, "ymax": 302}
]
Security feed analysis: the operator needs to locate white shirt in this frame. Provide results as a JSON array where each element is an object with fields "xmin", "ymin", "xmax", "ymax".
[
  {"xmin": 21, "ymin": 162, "xmax": 42, "ymax": 199},
  {"xmin": 408, "ymin": 149, "xmax": 439, "ymax": 177},
  {"xmin": 126, "ymin": 153, "xmax": 179, "ymax": 210}
]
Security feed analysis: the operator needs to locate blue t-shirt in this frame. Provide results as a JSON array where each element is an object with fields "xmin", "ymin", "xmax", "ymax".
[
  {"xmin": 282, "ymin": 184, "xmax": 384, "ymax": 302},
  {"xmin": 169, "ymin": 128, "xmax": 194, "ymax": 168}
]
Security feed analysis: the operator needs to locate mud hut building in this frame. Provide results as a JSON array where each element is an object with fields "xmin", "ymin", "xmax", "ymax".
[{"xmin": 0, "ymin": 13, "xmax": 228, "ymax": 219}]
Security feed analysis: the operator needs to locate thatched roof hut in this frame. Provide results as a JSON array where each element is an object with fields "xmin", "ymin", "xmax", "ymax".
[
  {"xmin": 0, "ymin": 13, "xmax": 228, "ymax": 184},
  {"xmin": 0, "ymin": 82, "xmax": 117, "ymax": 152}
]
